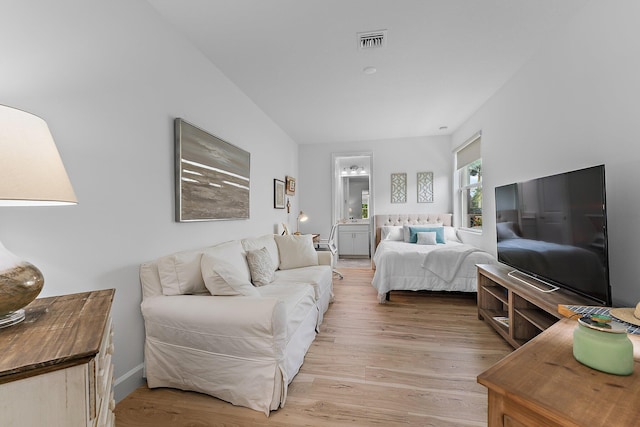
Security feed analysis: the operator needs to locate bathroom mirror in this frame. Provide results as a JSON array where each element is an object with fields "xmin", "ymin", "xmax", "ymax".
[{"xmin": 332, "ymin": 153, "xmax": 373, "ymax": 224}]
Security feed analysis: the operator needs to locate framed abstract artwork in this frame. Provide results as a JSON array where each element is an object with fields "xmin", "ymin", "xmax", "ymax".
[
  {"xmin": 274, "ymin": 179, "xmax": 285, "ymax": 209},
  {"xmin": 417, "ymin": 171, "xmax": 434, "ymax": 203},
  {"xmin": 175, "ymin": 118, "xmax": 250, "ymax": 221},
  {"xmin": 391, "ymin": 173, "xmax": 407, "ymax": 203}
]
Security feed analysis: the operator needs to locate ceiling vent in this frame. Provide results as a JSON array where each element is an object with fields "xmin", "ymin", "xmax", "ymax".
[{"xmin": 358, "ymin": 30, "xmax": 387, "ymax": 50}]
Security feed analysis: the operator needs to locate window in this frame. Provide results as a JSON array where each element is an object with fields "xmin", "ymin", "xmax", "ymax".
[{"xmin": 456, "ymin": 135, "xmax": 482, "ymax": 230}]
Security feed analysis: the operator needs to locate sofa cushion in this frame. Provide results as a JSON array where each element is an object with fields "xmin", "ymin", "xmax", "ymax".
[
  {"xmin": 246, "ymin": 247, "xmax": 275, "ymax": 286},
  {"xmin": 241, "ymin": 234, "xmax": 280, "ymax": 272},
  {"xmin": 202, "ymin": 255, "xmax": 259, "ymax": 296},
  {"xmin": 273, "ymin": 265, "xmax": 332, "ymax": 301},
  {"xmin": 156, "ymin": 248, "xmax": 208, "ymax": 296},
  {"xmin": 274, "ymin": 234, "xmax": 318, "ymax": 270}
]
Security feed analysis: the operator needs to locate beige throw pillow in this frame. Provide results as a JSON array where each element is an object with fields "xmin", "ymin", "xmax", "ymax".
[
  {"xmin": 241, "ymin": 234, "xmax": 280, "ymax": 272},
  {"xmin": 274, "ymin": 234, "xmax": 319, "ymax": 270},
  {"xmin": 156, "ymin": 249, "xmax": 207, "ymax": 295},
  {"xmin": 246, "ymin": 247, "xmax": 275, "ymax": 286},
  {"xmin": 201, "ymin": 253, "xmax": 259, "ymax": 297}
]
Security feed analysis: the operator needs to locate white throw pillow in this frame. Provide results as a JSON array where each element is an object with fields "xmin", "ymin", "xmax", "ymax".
[
  {"xmin": 201, "ymin": 253, "xmax": 259, "ymax": 296},
  {"xmin": 274, "ymin": 234, "xmax": 319, "ymax": 270},
  {"xmin": 417, "ymin": 231, "xmax": 438, "ymax": 245},
  {"xmin": 404, "ymin": 223, "xmax": 442, "ymax": 242},
  {"xmin": 156, "ymin": 249, "xmax": 208, "ymax": 295},
  {"xmin": 246, "ymin": 247, "xmax": 275, "ymax": 286},
  {"xmin": 381, "ymin": 226, "xmax": 403, "ymax": 241}
]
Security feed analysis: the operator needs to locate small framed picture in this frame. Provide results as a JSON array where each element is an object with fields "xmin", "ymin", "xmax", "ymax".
[
  {"xmin": 274, "ymin": 179, "xmax": 285, "ymax": 209},
  {"xmin": 285, "ymin": 176, "xmax": 296, "ymax": 195}
]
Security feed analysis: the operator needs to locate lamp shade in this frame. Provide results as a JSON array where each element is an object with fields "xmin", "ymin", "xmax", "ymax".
[
  {"xmin": 0, "ymin": 105, "xmax": 77, "ymax": 328},
  {"xmin": 0, "ymin": 105, "xmax": 77, "ymax": 206}
]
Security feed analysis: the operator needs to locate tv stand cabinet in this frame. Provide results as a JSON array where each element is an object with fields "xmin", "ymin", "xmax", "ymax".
[{"xmin": 477, "ymin": 264, "xmax": 595, "ymax": 348}]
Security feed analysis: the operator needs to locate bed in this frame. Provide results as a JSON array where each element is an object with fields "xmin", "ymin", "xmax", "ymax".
[{"xmin": 371, "ymin": 214, "xmax": 496, "ymax": 303}]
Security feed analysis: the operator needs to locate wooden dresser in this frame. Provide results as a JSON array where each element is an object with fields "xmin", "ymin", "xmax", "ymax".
[
  {"xmin": 478, "ymin": 318, "xmax": 640, "ymax": 426},
  {"xmin": 0, "ymin": 289, "xmax": 115, "ymax": 427}
]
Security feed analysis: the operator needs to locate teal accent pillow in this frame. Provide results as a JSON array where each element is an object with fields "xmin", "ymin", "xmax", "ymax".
[{"xmin": 409, "ymin": 226, "xmax": 445, "ymax": 244}]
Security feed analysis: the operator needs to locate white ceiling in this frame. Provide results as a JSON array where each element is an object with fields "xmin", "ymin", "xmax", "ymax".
[{"xmin": 147, "ymin": 0, "xmax": 587, "ymax": 145}]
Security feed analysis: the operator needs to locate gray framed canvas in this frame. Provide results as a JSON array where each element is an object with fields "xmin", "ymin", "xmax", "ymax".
[
  {"xmin": 417, "ymin": 171, "xmax": 434, "ymax": 203},
  {"xmin": 175, "ymin": 118, "xmax": 250, "ymax": 221},
  {"xmin": 391, "ymin": 173, "xmax": 407, "ymax": 203}
]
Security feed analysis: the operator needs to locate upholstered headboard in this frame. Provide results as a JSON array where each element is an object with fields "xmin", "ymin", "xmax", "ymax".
[{"xmin": 374, "ymin": 213, "xmax": 452, "ymax": 248}]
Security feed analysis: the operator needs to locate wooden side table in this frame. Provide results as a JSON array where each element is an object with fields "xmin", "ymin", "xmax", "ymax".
[
  {"xmin": 478, "ymin": 318, "xmax": 640, "ymax": 426},
  {"xmin": 0, "ymin": 289, "xmax": 115, "ymax": 427}
]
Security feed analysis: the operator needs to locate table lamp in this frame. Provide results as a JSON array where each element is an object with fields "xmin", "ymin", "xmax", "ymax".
[
  {"xmin": 0, "ymin": 105, "xmax": 77, "ymax": 328},
  {"xmin": 296, "ymin": 211, "xmax": 308, "ymax": 234}
]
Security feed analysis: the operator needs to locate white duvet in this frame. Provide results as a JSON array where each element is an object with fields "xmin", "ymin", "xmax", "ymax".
[{"xmin": 372, "ymin": 240, "xmax": 496, "ymax": 303}]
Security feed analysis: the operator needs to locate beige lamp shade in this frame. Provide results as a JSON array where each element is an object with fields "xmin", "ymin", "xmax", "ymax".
[
  {"xmin": 0, "ymin": 105, "xmax": 77, "ymax": 328},
  {"xmin": 0, "ymin": 105, "xmax": 77, "ymax": 206}
]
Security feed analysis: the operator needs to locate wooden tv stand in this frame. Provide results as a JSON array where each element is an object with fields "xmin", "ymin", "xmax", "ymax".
[{"xmin": 477, "ymin": 264, "xmax": 595, "ymax": 348}]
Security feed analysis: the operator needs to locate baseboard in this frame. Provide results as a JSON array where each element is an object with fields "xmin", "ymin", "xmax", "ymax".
[{"xmin": 114, "ymin": 363, "xmax": 145, "ymax": 403}]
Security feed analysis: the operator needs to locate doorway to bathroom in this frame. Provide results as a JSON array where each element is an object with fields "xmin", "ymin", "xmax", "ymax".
[{"xmin": 331, "ymin": 152, "xmax": 374, "ymax": 260}]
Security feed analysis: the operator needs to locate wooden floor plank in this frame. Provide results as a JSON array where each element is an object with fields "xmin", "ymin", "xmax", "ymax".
[{"xmin": 115, "ymin": 268, "xmax": 512, "ymax": 426}]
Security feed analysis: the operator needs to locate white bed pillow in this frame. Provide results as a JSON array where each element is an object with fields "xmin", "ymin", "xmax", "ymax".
[
  {"xmin": 246, "ymin": 247, "xmax": 275, "ymax": 286},
  {"xmin": 274, "ymin": 234, "xmax": 319, "ymax": 270},
  {"xmin": 403, "ymin": 225, "xmax": 411, "ymax": 242},
  {"xmin": 201, "ymin": 253, "xmax": 259, "ymax": 296},
  {"xmin": 444, "ymin": 226, "xmax": 462, "ymax": 243},
  {"xmin": 417, "ymin": 231, "xmax": 438, "ymax": 245},
  {"xmin": 381, "ymin": 226, "xmax": 403, "ymax": 241}
]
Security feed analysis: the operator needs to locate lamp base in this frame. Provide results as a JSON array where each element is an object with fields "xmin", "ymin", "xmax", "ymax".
[
  {"xmin": 0, "ymin": 309, "xmax": 25, "ymax": 328},
  {"xmin": 0, "ymin": 241, "xmax": 44, "ymax": 327}
]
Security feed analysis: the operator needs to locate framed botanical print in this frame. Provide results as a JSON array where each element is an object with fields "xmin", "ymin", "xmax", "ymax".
[{"xmin": 274, "ymin": 179, "xmax": 285, "ymax": 209}]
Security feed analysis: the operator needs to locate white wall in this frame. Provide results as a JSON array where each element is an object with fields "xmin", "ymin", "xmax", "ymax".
[
  {"xmin": 0, "ymin": 1, "xmax": 298, "ymax": 400},
  {"xmin": 299, "ymin": 136, "xmax": 452, "ymax": 240},
  {"xmin": 453, "ymin": 0, "xmax": 640, "ymax": 306}
]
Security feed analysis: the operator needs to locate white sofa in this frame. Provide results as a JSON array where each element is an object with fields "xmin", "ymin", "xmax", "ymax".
[{"xmin": 139, "ymin": 234, "xmax": 333, "ymax": 415}]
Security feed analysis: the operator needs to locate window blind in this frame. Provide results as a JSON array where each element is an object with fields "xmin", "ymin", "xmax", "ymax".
[{"xmin": 456, "ymin": 137, "xmax": 481, "ymax": 168}]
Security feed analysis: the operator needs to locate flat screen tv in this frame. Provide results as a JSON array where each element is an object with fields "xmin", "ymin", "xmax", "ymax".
[{"xmin": 495, "ymin": 165, "xmax": 611, "ymax": 305}]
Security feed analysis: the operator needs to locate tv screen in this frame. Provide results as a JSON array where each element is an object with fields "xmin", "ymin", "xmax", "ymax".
[{"xmin": 495, "ymin": 165, "xmax": 611, "ymax": 305}]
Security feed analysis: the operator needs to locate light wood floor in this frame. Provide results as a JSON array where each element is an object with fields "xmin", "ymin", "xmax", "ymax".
[{"xmin": 115, "ymin": 268, "xmax": 512, "ymax": 427}]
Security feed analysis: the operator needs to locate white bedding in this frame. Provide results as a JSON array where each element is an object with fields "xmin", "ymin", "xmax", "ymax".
[{"xmin": 372, "ymin": 240, "xmax": 496, "ymax": 303}]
